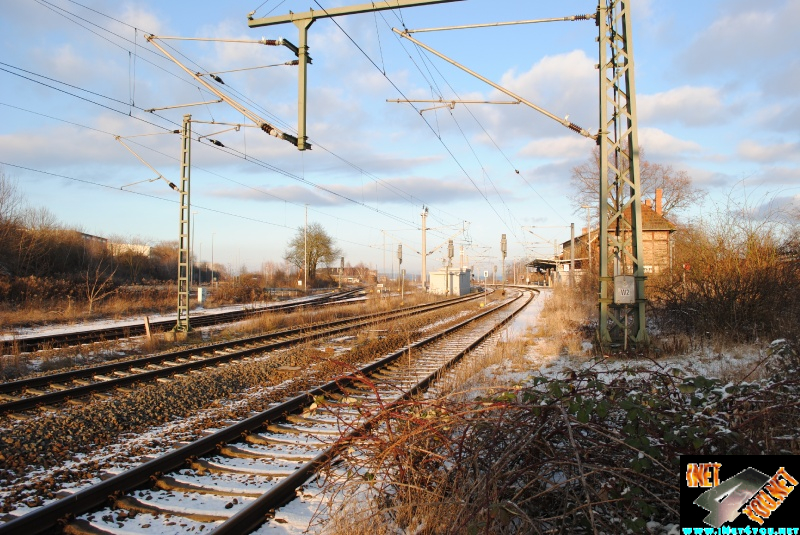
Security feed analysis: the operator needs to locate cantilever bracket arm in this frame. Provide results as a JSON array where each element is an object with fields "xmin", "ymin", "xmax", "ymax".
[
  {"xmin": 248, "ymin": 0, "xmax": 463, "ymax": 150},
  {"xmin": 115, "ymin": 136, "xmax": 179, "ymax": 191},
  {"xmin": 146, "ymin": 35, "xmax": 310, "ymax": 150},
  {"xmin": 394, "ymin": 29, "xmax": 594, "ymax": 139}
]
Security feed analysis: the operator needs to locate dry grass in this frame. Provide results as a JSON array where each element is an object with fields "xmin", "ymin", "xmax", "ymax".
[
  {"xmin": 0, "ymin": 290, "xmax": 175, "ymax": 331},
  {"xmin": 321, "ymin": 338, "xmax": 800, "ymax": 534},
  {"xmin": 434, "ymin": 333, "xmax": 531, "ymax": 399},
  {"xmin": 531, "ymin": 284, "xmax": 595, "ymax": 359}
]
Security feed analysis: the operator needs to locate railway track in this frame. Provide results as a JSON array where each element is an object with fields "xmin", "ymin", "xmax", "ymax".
[
  {"xmin": 0, "ymin": 289, "xmax": 534, "ymax": 535},
  {"xmin": 0, "ymin": 292, "xmax": 484, "ymax": 417},
  {"xmin": 0, "ymin": 288, "xmax": 363, "ymax": 355}
]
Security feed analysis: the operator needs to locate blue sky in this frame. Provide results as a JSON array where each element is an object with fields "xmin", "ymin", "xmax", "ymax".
[{"xmin": 1, "ymin": 0, "xmax": 798, "ymax": 277}]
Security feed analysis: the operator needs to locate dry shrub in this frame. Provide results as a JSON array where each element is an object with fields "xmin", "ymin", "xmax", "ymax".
[
  {"xmin": 325, "ymin": 339, "xmax": 800, "ymax": 534},
  {"xmin": 651, "ymin": 194, "xmax": 800, "ymax": 342},
  {"xmin": 0, "ymin": 354, "xmax": 31, "ymax": 380},
  {"xmin": 0, "ymin": 284, "xmax": 175, "ymax": 331}
]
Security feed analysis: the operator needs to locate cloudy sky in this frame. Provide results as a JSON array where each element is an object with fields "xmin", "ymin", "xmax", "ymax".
[{"xmin": 1, "ymin": 0, "xmax": 798, "ymax": 276}]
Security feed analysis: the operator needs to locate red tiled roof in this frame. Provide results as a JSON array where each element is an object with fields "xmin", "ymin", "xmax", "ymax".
[{"xmin": 565, "ymin": 203, "xmax": 676, "ymax": 245}]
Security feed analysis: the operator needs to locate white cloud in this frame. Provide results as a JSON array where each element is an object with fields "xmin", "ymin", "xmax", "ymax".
[
  {"xmin": 639, "ymin": 128, "xmax": 703, "ymax": 158},
  {"xmin": 680, "ymin": 0, "xmax": 799, "ymax": 77},
  {"xmin": 749, "ymin": 166, "xmax": 800, "ymax": 186},
  {"xmin": 517, "ymin": 136, "xmax": 594, "ymax": 160},
  {"xmin": 466, "ymin": 50, "xmax": 597, "ymax": 142},
  {"xmin": 638, "ymin": 86, "xmax": 732, "ymax": 127},
  {"xmin": 119, "ymin": 4, "xmax": 166, "ymax": 36},
  {"xmin": 737, "ymin": 140, "xmax": 800, "ymax": 163},
  {"xmin": 211, "ymin": 175, "xmax": 491, "ymax": 206}
]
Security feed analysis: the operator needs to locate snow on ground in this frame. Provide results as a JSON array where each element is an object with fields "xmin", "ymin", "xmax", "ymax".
[
  {"xmin": 0, "ymin": 292, "xmax": 338, "ymax": 341},
  {"xmin": 3, "ymin": 289, "xmax": 762, "ymax": 533}
]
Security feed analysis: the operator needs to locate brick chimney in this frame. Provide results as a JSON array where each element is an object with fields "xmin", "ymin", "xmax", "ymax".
[
  {"xmin": 655, "ymin": 188, "xmax": 663, "ymax": 215},
  {"xmin": 644, "ymin": 199, "xmax": 652, "ymax": 209}
]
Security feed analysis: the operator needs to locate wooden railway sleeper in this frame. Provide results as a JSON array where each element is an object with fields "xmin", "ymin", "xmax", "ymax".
[{"xmin": 92, "ymin": 375, "xmax": 114, "ymax": 381}]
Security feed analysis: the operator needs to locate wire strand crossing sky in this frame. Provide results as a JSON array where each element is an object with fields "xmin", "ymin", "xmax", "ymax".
[{"xmin": 1, "ymin": 0, "xmax": 798, "ymax": 274}]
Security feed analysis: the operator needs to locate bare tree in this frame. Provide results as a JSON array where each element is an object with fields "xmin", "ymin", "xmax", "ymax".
[
  {"xmin": 569, "ymin": 145, "xmax": 706, "ymax": 219},
  {"xmin": 284, "ymin": 223, "xmax": 341, "ymax": 282},
  {"xmin": 0, "ymin": 168, "xmax": 23, "ymax": 275},
  {"xmin": 84, "ymin": 257, "xmax": 118, "ymax": 313},
  {"xmin": 352, "ymin": 262, "xmax": 374, "ymax": 283},
  {"xmin": 14, "ymin": 206, "xmax": 61, "ymax": 277}
]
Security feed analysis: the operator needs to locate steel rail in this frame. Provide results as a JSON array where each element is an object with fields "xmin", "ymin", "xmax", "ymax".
[
  {"xmin": 0, "ymin": 292, "xmax": 486, "ymax": 415},
  {"xmin": 214, "ymin": 290, "xmax": 534, "ymax": 534},
  {"xmin": 0, "ymin": 291, "xmax": 531, "ymax": 535}
]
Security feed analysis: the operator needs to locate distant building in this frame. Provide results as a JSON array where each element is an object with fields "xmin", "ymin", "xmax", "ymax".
[
  {"xmin": 429, "ymin": 268, "xmax": 472, "ymax": 296},
  {"xmin": 108, "ymin": 242, "xmax": 152, "ymax": 257},
  {"xmin": 78, "ymin": 232, "xmax": 108, "ymax": 247},
  {"xmin": 561, "ymin": 188, "xmax": 677, "ymax": 276},
  {"xmin": 317, "ymin": 266, "xmax": 377, "ymax": 284}
]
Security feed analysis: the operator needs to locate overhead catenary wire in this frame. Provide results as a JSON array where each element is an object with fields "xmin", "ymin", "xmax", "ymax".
[
  {"xmin": 44, "ymin": 0, "xmax": 467, "ymax": 232},
  {"xmin": 310, "ymin": 0, "xmax": 516, "ymax": 235},
  {"xmin": 404, "ymin": 44, "xmax": 571, "ymax": 226},
  {"xmin": 0, "ymin": 101, "xmax": 447, "ymax": 245},
  {"xmin": 375, "ymin": 8, "xmax": 572, "ymax": 234},
  {"xmin": 13, "ymin": 1, "xmax": 487, "ymax": 247},
  {"xmin": 0, "ymin": 67, "xmax": 433, "ymax": 235},
  {"xmin": 0, "ymin": 161, "xmax": 387, "ymax": 253}
]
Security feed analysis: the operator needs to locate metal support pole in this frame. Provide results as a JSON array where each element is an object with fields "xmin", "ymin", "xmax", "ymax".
[
  {"xmin": 175, "ymin": 114, "xmax": 191, "ymax": 332},
  {"xmin": 570, "ymin": 222, "xmax": 575, "ymax": 287},
  {"xmin": 421, "ymin": 207, "xmax": 428, "ymax": 291},
  {"xmin": 598, "ymin": 0, "xmax": 647, "ymax": 346},
  {"xmin": 294, "ymin": 19, "xmax": 313, "ymax": 150},
  {"xmin": 583, "ymin": 205, "xmax": 592, "ymax": 271},
  {"xmin": 447, "ymin": 239, "xmax": 454, "ymax": 296},
  {"xmin": 191, "ymin": 211, "xmax": 197, "ymax": 287},
  {"xmin": 381, "ymin": 230, "xmax": 388, "ymax": 288},
  {"xmin": 500, "ymin": 233, "xmax": 507, "ymax": 294},
  {"xmin": 248, "ymin": 1, "xmax": 461, "ymax": 151},
  {"xmin": 304, "ymin": 204, "xmax": 308, "ymax": 293}
]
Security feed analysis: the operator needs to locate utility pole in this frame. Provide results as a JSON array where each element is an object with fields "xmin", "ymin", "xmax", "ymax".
[
  {"xmin": 211, "ymin": 232, "xmax": 215, "ymax": 288},
  {"xmin": 447, "ymin": 239, "xmax": 454, "ymax": 296},
  {"xmin": 381, "ymin": 230, "xmax": 386, "ymax": 286},
  {"xmin": 421, "ymin": 207, "xmax": 428, "ymax": 291},
  {"xmin": 500, "ymin": 234, "xmax": 507, "ymax": 294},
  {"xmin": 304, "ymin": 204, "xmax": 308, "ymax": 293},
  {"xmin": 570, "ymin": 223, "xmax": 575, "ymax": 287},
  {"xmin": 175, "ymin": 114, "xmax": 191, "ymax": 332},
  {"xmin": 339, "ymin": 256, "xmax": 344, "ymax": 288},
  {"xmin": 598, "ymin": 0, "xmax": 647, "ymax": 346},
  {"xmin": 191, "ymin": 211, "xmax": 198, "ymax": 287},
  {"xmin": 397, "ymin": 243, "xmax": 403, "ymax": 291},
  {"xmin": 582, "ymin": 204, "xmax": 592, "ymax": 271}
]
